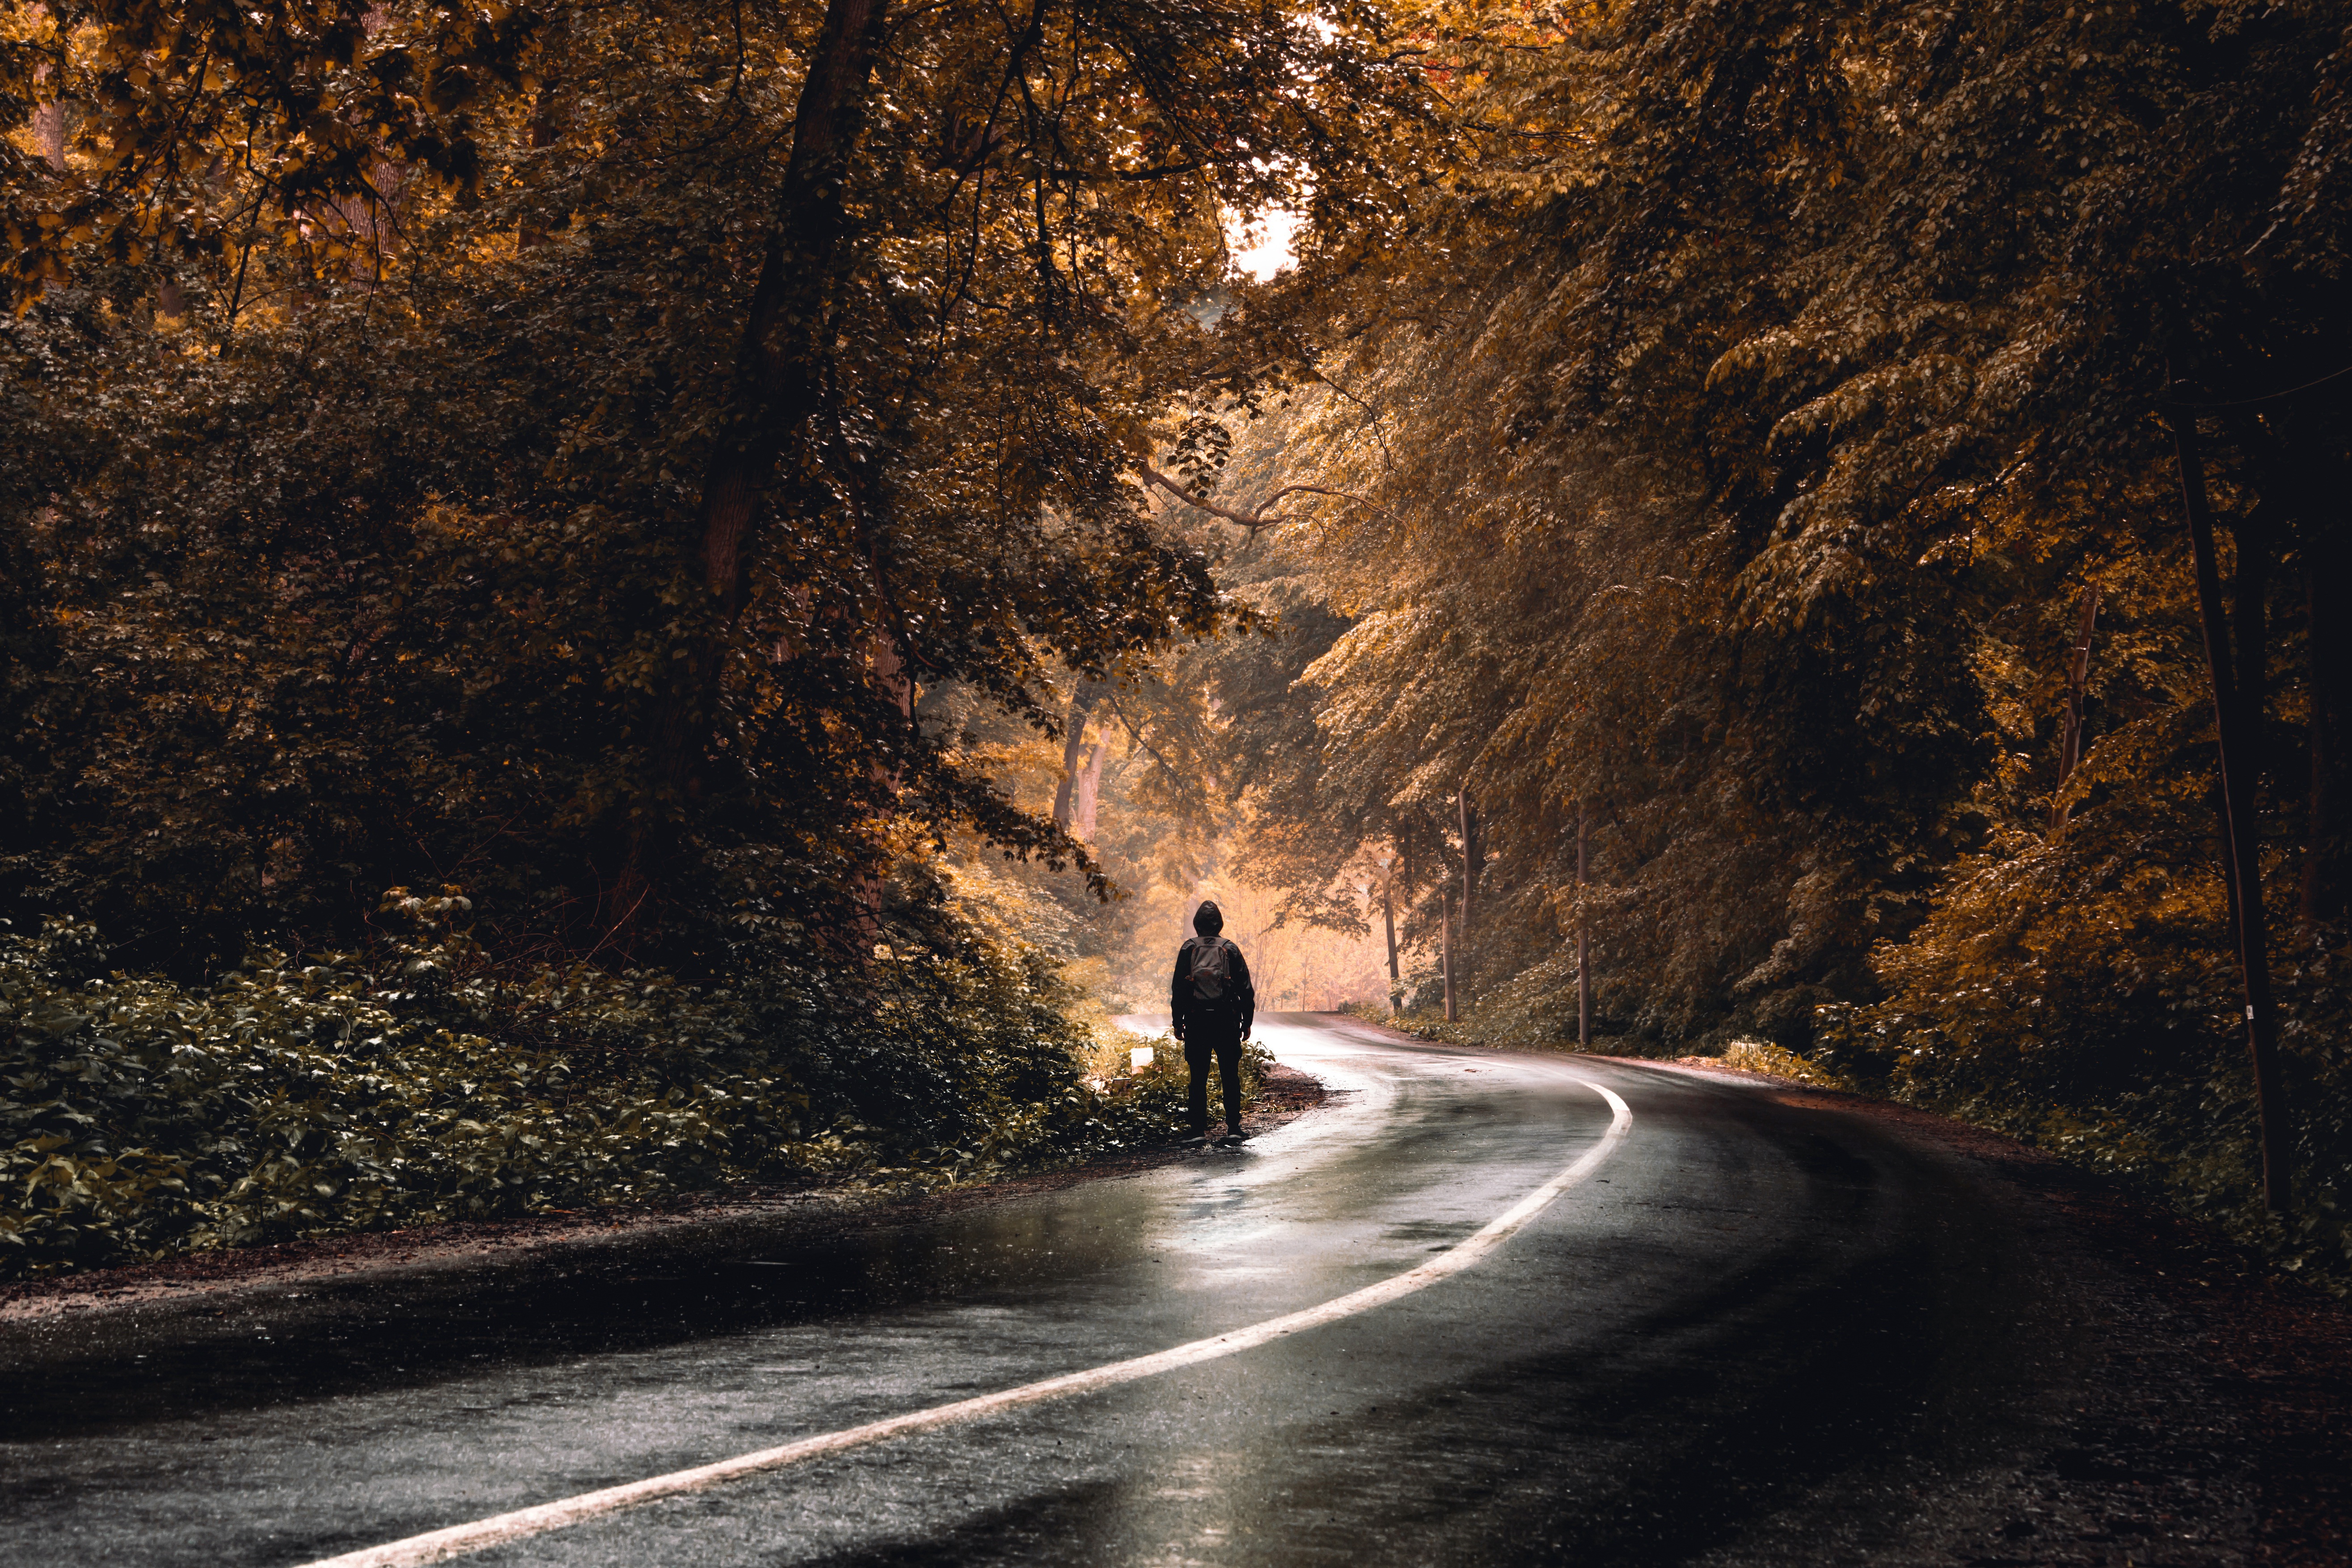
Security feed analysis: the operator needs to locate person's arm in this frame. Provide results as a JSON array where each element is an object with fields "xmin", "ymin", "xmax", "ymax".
[
  {"xmin": 1168, "ymin": 941, "xmax": 1191, "ymax": 1040},
  {"xmin": 1230, "ymin": 942, "xmax": 1255, "ymax": 1039}
]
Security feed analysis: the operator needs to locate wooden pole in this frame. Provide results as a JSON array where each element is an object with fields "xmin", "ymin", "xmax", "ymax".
[
  {"xmin": 2171, "ymin": 410, "xmax": 2291, "ymax": 1211},
  {"xmin": 1441, "ymin": 886, "xmax": 1456, "ymax": 1023}
]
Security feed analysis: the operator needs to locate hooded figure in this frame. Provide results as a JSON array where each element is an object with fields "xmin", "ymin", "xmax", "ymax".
[{"xmin": 1169, "ymin": 900, "xmax": 1256, "ymax": 1143}]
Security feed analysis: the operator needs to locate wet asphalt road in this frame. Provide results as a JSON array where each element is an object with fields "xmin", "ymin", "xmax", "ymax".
[{"xmin": 0, "ymin": 1016, "xmax": 2069, "ymax": 1567}]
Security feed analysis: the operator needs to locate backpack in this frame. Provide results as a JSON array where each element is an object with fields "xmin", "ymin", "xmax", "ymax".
[{"xmin": 1188, "ymin": 938, "xmax": 1234, "ymax": 1002}]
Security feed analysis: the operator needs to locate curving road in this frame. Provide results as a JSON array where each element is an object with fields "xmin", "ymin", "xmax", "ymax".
[{"xmin": 4, "ymin": 1016, "xmax": 2103, "ymax": 1566}]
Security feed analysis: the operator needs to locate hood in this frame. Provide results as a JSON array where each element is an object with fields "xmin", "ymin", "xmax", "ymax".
[{"xmin": 1192, "ymin": 900, "xmax": 1224, "ymax": 938}]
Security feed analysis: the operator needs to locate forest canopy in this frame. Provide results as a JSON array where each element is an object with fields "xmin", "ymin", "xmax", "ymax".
[
  {"xmin": 4, "ymin": 0, "xmax": 2349, "ymax": 1286},
  {"xmin": 0, "ymin": 0, "xmax": 1414, "ymax": 970},
  {"xmin": 1203, "ymin": 0, "xmax": 2352, "ymax": 1276}
]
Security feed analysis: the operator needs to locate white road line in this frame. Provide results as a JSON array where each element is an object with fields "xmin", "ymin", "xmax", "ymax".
[{"xmin": 296, "ymin": 1075, "xmax": 1633, "ymax": 1568}]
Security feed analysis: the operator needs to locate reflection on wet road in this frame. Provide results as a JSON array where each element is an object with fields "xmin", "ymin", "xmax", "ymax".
[{"xmin": 0, "ymin": 1016, "xmax": 2039, "ymax": 1566}]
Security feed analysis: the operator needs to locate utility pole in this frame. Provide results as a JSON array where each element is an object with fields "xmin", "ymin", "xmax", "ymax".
[
  {"xmin": 1576, "ymin": 799, "xmax": 1590, "ymax": 1049},
  {"xmin": 1377, "ymin": 848, "xmax": 1401, "ymax": 1013},
  {"xmin": 1458, "ymin": 786, "xmax": 1477, "ymax": 996},
  {"xmin": 1441, "ymin": 886, "xmax": 1457, "ymax": 1023}
]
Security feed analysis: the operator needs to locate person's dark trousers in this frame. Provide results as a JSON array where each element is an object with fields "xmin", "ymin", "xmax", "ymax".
[{"xmin": 1186, "ymin": 1029, "xmax": 1245, "ymax": 1136}]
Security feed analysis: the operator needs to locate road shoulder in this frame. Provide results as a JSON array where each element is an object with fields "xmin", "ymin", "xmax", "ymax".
[
  {"xmin": 1622, "ymin": 1053, "xmax": 2352, "ymax": 1566},
  {"xmin": 0, "ymin": 1061, "xmax": 1329, "ymax": 1330}
]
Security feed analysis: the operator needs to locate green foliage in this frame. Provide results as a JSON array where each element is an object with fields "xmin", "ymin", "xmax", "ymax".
[
  {"xmin": 1224, "ymin": 0, "xmax": 2350, "ymax": 1027},
  {"xmin": 0, "ymin": 0, "xmax": 1432, "ymax": 971},
  {"xmin": 1078, "ymin": 1028, "xmax": 1275, "ymax": 1137},
  {"xmin": 1364, "ymin": 951, "xmax": 1608, "ymax": 1054},
  {"xmin": 0, "ymin": 0, "xmax": 1383, "ymax": 1282},
  {"xmin": 0, "ymin": 877, "xmax": 1222, "ymax": 1278},
  {"xmin": 7, "ymin": 0, "xmax": 2349, "ymax": 1293},
  {"xmin": 1715, "ymin": 1040, "xmax": 1856, "ymax": 1092}
]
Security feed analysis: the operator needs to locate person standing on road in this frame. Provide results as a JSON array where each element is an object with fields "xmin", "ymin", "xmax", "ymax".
[{"xmin": 1170, "ymin": 900, "xmax": 1256, "ymax": 1145}]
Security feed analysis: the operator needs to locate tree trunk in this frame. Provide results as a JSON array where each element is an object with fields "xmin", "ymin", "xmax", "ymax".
[
  {"xmin": 2303, "ymin": 552, "xmax": 2340, "ymax": 942},
  {"xmin": 869, "ymin": 630, "xmax": 915, "ymax": 727},
  {"xmin": 31, "ymin": 56, "xmax": 64, "ymax": 171},
  {"xmin": 2217, "ymin": 777, "xmax": 2244, "ymax": 956},
  {"xmin": 2171, "ymin": 411, "xmax": 2291, "ymax": 1212},
  {"xmin": 691, "ymin": 0, "xmax": 891, "ymax": 623},
  {"xmin": 1458, "ymin": 786, "xmax": 1480, "ymax": 993},
  {"xmin": 518, "ymin": 13, "xmax": 573, "ymax": 251},
  {"xmin": 605, "ymin": 0, "xmax": 892, "ymax": 942},
  {"xmin": 1051, "ymin": 681, "xmax": 1100, "ymax": 827},
  {"xmin": 1401, "ymin": 822, "xmax": 1414, "ymax": 920},
  {"xmin": 1441, "ymin": 886, "xmax": 1456, "ymax": 1023},
  {"xmin": 1071, "ymin": 739, "xmax": 1106, "ymax": 841},
  {"xmin": 2048, "ymin": 586, "xmax": 2101, "ymax": 833},
  {"xmin": 2236, "ymin": 509, "xmax": 2272, "ymax": 779},
  {"xmin": 843, "ymin": 629, "xmax": 915, "ymax": 946},
  {"xmin": 1576, "ymin": 798, "xmax": 1590, "ymax": 1050}
]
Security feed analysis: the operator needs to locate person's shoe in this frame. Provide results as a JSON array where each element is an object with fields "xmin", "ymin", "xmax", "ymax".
[
  {"xmin": 1179, "ymin": 1132, "xmax": 1209, "ymax": 1147},
  {"xmin": 1220, "ymin": 1128, "xmax": 1250, "ymax": 1145}
]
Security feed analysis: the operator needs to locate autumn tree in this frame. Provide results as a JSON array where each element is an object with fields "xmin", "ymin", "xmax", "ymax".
[
  {"xmin": 0, "ymin": 0, "xmax": 1427, "ymax": 970},
  {"xmin": 1191, "ymin": 0, "xmax": 2347, "ymax": 1242}
]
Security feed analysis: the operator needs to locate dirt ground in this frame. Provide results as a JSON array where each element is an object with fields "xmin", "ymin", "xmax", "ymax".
[{"xmin": 1650, "ymin": 1055, "xmax": 2352, "ymax": 1568}]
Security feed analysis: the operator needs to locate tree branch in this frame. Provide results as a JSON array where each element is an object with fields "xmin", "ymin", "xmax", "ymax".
[
  {"xmin": 1098, "ymin": 693, "xmax": 1160, "ymax": 769},
  {"xmin": 1141, "ymin": 466, "xmax": 1384, "ymax": 532}
]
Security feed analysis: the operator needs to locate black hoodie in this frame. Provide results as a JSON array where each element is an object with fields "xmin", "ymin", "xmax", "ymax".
[{"xmin": 1169, "ymin": 900, "xmax": 1255, "ymax": 1039}]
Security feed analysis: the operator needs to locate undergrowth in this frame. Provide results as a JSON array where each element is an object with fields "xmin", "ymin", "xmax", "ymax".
[
  {"xmin": 0, "ymin": 874, "xmax": 1236, "ymax": 1279},
  {"xmin": 1797, "ymin": 827, "xmax": 2352, "ymax": 1297}
]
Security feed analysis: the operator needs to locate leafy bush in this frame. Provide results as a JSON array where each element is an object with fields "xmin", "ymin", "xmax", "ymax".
[
  {"xmin": 1075, "ymin": 1028, "xmax": 1275, "ymax": 1134},
  {"xmin": 1376, "ymin": 1012, "xmax": 1486, "ymax": 1048},
  {"xmin": 1816, "ymin": 824, "xmax": 2352, "ymax": 1296},
  {"xmin": 0, "ymin": 877, "xmax": 1260, "ymax": 1279},
  {"xmin": 1717, "ymin": 1039, "xmax": 1856, "ymax": 1090}
]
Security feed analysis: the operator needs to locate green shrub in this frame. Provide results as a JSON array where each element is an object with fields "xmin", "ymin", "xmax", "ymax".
[
  {"xmin": 1717, "ymin": 1038, "xmax": 1856, "ymax": 1090},
  {"xmin": 1076, "ymin": 1028, "xmax": 1275, "ymax": 1135},
  {"xmin": 0, "ymin": 905, "xmax": 804, "ymax": 1273},
  {"xmin": 0, "ymin": 878, "xmax": 1267, "ymax": 1278}
]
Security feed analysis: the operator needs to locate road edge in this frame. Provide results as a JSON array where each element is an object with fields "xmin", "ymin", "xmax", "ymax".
[{"xmin": 0, "ymin": 1062, "xmax": 1332, "ymax": 1327}]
